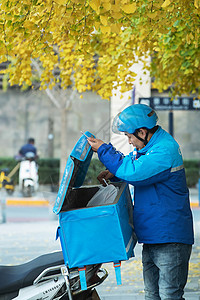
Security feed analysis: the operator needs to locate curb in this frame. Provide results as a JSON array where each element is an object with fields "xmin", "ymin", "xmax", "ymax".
[
  {"xmin": 6, "ymin": 198, "xmax": 49, "ymax": 206},
  {"xmin": 191, "ymin": 202, "xmax": 200, "ymax": 208},
  {"xmin": 4, "ymin": 199, "xmax": 199, "ymax": 207}
]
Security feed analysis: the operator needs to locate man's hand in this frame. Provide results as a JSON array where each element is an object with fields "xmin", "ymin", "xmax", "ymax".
[
  {"xmin": 97, "ymin": 170, "xmax": 114, "ymax": 186},
  {"xmin": 87, "ymin": 137, "xmax": 105, "ymax": 152}
]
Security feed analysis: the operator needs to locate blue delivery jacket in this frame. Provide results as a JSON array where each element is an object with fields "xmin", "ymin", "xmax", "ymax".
[{"xmin": 97, "ymin": 126, "xmax": 194, "ymax": 245}]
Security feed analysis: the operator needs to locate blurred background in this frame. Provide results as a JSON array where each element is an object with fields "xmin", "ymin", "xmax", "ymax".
[{"xmin": 0, "ymin": 74, "xmax": 199, "ymax": 190}]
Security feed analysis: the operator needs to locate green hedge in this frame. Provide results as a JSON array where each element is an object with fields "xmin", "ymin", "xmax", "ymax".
[
  {"xmin": 0, "ymin": 157, "xmax": 199, "ymax": 188},
  {"xmin": 185, "ymin": 168, "xmax": 199, "ymax": 188},
  {"xmin": 184, "ymin": 160, "xmax": 200, "ymax": 187},
  {"xmin": 0, "ymin": 158, "xmax": 17, "ymax": 170},
  {"xmin": 37, "ymin": 158, "xmax": 60, "ymax": 185},
  {"xmin": 183, "ymin": 160, "xmax": 200, "ymax": 169}
]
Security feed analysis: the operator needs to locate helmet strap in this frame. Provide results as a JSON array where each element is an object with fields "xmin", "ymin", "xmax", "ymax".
[{"xmin": 133, "ymin": 130, "xmax": 149, "ymax": 146}]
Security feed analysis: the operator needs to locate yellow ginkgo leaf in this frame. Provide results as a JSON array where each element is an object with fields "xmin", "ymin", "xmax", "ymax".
[
  {"xmin": 161, "ymin": 0, "xmax": 171, "ymax": 8},
  {"xmin": 23, "ymin": 20, "xmax": 35, "ymax": 29},
  {"xmin": 94, "ymin": 21, "xmax": 100, "ymax": 30},
  {"xmin": 111, "ymin": 4, "xmax": 120, "ymax": 12},
  {"xmin": 112, "ymin": 12, "xmax": 123, "ymax": 19},
  {"xmin": 100, "ymin": 15, "xmax": 108, "ymax": 26},
  {"xmin": 100, "ymin": 25, "xmax": 111, "ymax": 34},
  {"xmin": 194, "ymin": 0, "xmax": 199, "ymax": 8},
  {"xmin": 54, "ymin": 0, "xmax": 67, "ymax": 5},
  {"xmin": 194, "ymin": 59, "xmax": 199, "ymax": 68},
  {"xmin": 102, "ymin": 2, "xmax": 111, "ymax": 11},
  {"xmin": 153, "ymin": 0, "xmax": 163, "ymax": 8},
  {"xmin": 147, "ymin": 11, "xmax": 158, "ymax": 19},
  {"xmin": 186, "ymin": 34, "xmax": 191, "ymax": 44},
  {"xmin": 89, "ymin": 0, "xmax": 101, "ymax": 14},
  {"xmin": 121, "ymin": 3, "xmax": 137, "ymax": 14},
  {"xmin": 111, "ymin": 23, "xmax": 121, "ymax": 34}
]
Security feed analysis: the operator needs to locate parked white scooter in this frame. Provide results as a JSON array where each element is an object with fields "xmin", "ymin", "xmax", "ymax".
[
  {"xmin": 18, "ymin": 152, "xmax": 39, "ymax": 197},
  {"xmin": 0, "ymin": 251, "xmax": 108, "ymax": 300}
]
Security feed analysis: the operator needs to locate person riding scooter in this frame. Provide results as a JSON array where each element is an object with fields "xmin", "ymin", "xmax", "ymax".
[
  {"xmin": 17, "ymin": 138, "xmax": 39, "ymax": 197},
  {"xmin": 19, "ymin": 138, "xmax": 38, "ymax": 159}
]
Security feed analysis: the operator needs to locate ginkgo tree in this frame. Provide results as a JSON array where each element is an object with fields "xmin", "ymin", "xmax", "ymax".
[{"xmin": 0, "ymin": 0, "xmax": 199, "ymax": 99}]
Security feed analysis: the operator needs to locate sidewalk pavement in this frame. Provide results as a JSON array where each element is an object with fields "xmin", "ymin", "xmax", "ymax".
[{"xmin": 0, "ymin": 187, "xmax": 199, "ymax": 299}]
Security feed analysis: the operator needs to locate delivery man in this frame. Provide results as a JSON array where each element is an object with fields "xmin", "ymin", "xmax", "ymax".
[
  {"xmin": 87, "ymin": 103, "xmax": 194, "ymax": 300},
  {"xmin": 19, "ymin": 138, "xmax": 37, "ymax": 158}
]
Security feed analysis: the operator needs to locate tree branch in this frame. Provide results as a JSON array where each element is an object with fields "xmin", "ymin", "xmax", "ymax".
[{"xmin": 31, "ymin": 59, "xmax": 61, "ymax": 109}]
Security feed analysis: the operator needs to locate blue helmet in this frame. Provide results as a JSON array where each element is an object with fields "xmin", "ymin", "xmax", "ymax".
[{"xmin": 112, "ymin": 104, "xmax": 158, "ymax": 134}]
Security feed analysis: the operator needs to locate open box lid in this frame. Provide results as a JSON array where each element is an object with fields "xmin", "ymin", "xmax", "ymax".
[{"xmin": 53, "ymin": 131, "xmax": 95, "ymax": 214}]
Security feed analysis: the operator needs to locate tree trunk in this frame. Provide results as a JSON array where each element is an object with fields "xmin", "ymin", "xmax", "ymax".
[{"xmin": 47, "ymin": 116, "xmax": 54, "ymax": 158}]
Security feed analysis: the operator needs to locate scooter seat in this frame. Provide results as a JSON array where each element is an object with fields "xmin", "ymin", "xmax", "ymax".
[{"xmin": 0, "ymin": 251, "xmax": 64, "ymax": 295}]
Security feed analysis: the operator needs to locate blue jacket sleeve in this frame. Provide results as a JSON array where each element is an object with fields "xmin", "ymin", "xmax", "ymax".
[
  {"xmin": 97, "ymin": 143, "xmax": 173, "ymax": 186},
  {"xmin": 97, "ymin": 143, "xmax": 124, "ymax": 174}
]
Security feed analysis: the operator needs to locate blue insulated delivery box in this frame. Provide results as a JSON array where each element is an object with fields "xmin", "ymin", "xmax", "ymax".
[{"xmin": 53, "ymin": 132, "xmax": 137, "ymax": 287}]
